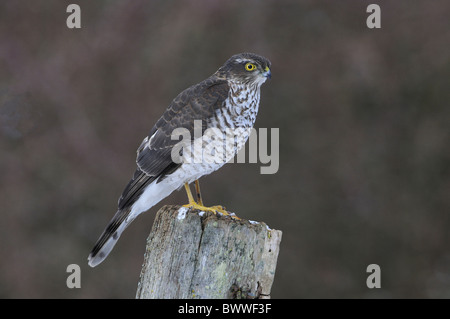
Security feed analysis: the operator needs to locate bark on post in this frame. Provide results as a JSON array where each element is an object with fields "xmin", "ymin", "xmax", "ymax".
[{"xmin": 136, "ymin": 205, "xmax": 282, "ymax": 299}]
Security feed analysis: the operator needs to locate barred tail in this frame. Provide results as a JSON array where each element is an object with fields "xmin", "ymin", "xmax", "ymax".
[
  {"xmin": 88, "ymin": 207, "xmax": 133, "ymax": 267},
  {"xmin": 88, "ymin": 172, "xmax": 179, "ymax": 267}
]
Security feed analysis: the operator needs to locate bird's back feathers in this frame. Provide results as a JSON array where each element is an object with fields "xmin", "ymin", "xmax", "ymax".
[{"xmin": 88, "ymin": 53, "xmax": 270, "ymax": 267}]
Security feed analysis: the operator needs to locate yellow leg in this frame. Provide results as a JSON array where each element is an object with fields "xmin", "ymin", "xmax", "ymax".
[
  {"xmin": 182, "ymin": 182, "xmax": 240, "ymax": 219},
  {"xmin": 194, "ymin": 180, "xmax": 204, "ymax": 206},
  {"xmin": 184, "ymin": 183, "xmax": 196, "ymax": 205}
]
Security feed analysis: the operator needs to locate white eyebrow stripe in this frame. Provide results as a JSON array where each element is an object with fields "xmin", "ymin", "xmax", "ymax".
[{"xmin": 234, "ymin": 58, "xmax": 255, "ymax": 64}]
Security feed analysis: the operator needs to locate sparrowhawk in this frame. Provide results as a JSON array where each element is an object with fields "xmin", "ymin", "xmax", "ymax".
[{"xmin": 88, "ymin": 53, "xmax": 271, "ymax": 267}]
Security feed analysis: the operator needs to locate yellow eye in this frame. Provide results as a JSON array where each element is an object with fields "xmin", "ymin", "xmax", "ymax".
[{"xmin": 245, "ymin": 63, "xmax": 256, "ymax": 71}]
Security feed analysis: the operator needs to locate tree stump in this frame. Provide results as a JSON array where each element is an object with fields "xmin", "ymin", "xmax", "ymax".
[{"xmin": 136, "ymin": 205, "xmax": 282, "ymax": 299}]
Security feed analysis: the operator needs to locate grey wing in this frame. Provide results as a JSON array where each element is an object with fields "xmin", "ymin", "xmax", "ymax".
[{"xmin": 117, "ymin": 77, "xmax": 229, "ymax": 210}]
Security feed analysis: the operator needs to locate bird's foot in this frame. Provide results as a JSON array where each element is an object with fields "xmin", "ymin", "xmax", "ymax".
[
  {"xmin": 182, "ymin": 202, "xmax": 241, "ymax": 220},
  {"xmin": 209, "ymin": 205, "xmax": 241, "ymax": 220}
]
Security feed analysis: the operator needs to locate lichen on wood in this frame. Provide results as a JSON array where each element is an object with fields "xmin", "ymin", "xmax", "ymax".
[{"xmin": 136, "ymin": 205, "xmax": 282, "ymax": 299}]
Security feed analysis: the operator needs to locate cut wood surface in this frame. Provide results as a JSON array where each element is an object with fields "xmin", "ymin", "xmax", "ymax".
[{"xmin": 136, "ymin": 205, "xmax": 282, "ymax": 299}]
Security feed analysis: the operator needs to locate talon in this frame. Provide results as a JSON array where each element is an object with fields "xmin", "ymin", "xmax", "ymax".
[
  {"xmin": 182, "ymin": 182, "xmax": 240, "ymax": 220},
  {"xmin": 210, "ymin": 205, "xmax": 241, "ymax": 220},
  {"xmin": 210, "ymin": 205, "xmax": 226, "ymax": 211},
  {"xmin": 182, "ymin": 202, "xmax": 223, "ymax": 215},
  {"xmin": 229, "ymin": 213, "xmax": 241, "ymax": 220},
  {"xmin": 182, "ymin": 203, "xmax": 241, "ymax": 220}
]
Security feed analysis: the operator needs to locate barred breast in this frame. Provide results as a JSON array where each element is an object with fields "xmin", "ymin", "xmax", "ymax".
[
  {"xmin": 166, "ymin": 82, "xmax": 261, "ymax": 185},
  {"xmin": 209, "ymin": 83, "xmax": 260, "ymax": 160}
]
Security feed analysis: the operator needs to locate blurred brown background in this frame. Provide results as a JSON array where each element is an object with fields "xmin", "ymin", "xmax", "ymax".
[{"xmin": 0, "ymin": 0, "xmax": 449, "ymax": 298}]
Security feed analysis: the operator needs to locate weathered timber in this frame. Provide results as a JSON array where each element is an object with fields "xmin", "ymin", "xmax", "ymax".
[{"xmin": 136, "ymin": 205, "xmax": 282, "ymax": 299}]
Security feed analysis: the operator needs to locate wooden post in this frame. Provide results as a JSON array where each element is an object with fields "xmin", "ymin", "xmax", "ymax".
[{"xmin": 136, "ymin": 205, "xmax": 282, "ymax": 299}]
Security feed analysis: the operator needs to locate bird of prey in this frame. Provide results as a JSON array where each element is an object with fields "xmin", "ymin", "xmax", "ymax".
[{"xmin": 88, "ymin": 53, "xmax": 271, "ymax": 267}]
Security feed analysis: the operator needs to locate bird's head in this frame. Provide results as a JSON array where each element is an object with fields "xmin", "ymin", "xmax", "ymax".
[{"xmin": 217, "ymin": 53, "xmax": 271, "ymax": 86}]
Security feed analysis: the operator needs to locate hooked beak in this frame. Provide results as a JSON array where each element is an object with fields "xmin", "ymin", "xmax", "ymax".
[{"xmin": 263, "ymin": 66, "xmax": 272, "ymax": 79}]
